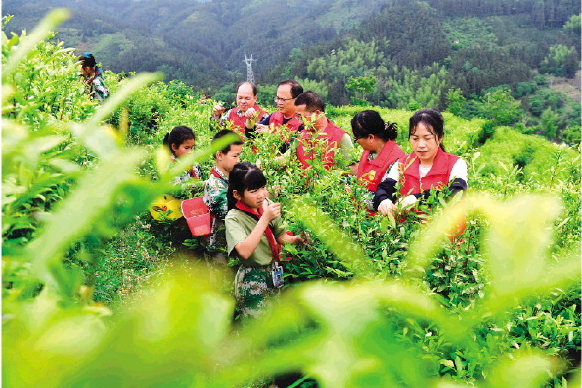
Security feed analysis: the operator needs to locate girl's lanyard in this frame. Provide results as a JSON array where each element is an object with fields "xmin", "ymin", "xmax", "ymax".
[
  {"xmin": 210, "ymin": 168, "xmax": 228, "ymax": 185},
  {"xmin": 234, "ymin": 201, "xmax": 281, "ymax": 263}
]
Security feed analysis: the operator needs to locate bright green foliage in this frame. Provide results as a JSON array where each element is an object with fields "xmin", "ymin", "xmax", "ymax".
[
  {"xmin": 2, "ymin": 11, "xmax": 581, "ymax": 388},
  {"xmin": 383, "ymin": 64, "xmax": 449, "ymax": 110},
  {"xmin": 540, "ymin": 107, "xmax": 560, "ymax": 139},
  {"xmin": 296, "ymin": 77, "xmax": 329, "ymax": 101},
  {"xmin": 345, "ymin": 74, "xmax": 377, "ymax": 106},
  {"xmin": 307, "ymin": 38, "xmax": 386, "ymax": 82},
  {"xmin": 445, "ymin": 88, "xmax": 467, "ymax": 117},
  {"xmin": 540, "ymin": 44, "xmax": 579, "ymax": 78},
  {"xmin": 477, "ymin": 87, "xmax": 524, "ymax": 126}
]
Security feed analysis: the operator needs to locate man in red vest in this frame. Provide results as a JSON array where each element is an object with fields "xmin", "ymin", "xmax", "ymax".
[
  {"xmin": 211, "ymin": 81, "xmax": 267, "ymax": 138},
  {"xmin": 293, "ymin": 92, "xmax": 353, "ymax": 170},
  {"xmin": 254, "ymin": 80, "xmax": 303, "ymax": 151}
]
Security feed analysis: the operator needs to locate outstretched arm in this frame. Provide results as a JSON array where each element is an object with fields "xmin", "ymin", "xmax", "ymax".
[{"xmin": 373, "ymin": 161, "xmax": 400, "ymax": 211}]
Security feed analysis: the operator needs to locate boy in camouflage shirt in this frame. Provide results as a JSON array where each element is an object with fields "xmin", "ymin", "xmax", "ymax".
[{"xmin": 203, "ymin": 130, "xmax": 244, "ymax": 262}]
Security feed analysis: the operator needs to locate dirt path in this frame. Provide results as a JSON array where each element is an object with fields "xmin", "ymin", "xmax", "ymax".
[{"xmin": 547, "ymin": 70, "xmax": 581, "ymax": 102}]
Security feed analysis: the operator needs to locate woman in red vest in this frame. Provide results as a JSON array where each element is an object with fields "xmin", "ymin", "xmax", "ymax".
[
  {"xmin": 351, "ymin": 110, "xmax": 405, "ymax": 211},
  {"xmin": 373, "ymin": 108, "xmax": 467, "ymax": 218}
]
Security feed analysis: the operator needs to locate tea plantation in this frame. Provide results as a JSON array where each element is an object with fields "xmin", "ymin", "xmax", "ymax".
[{"xmin": 3, "ymin": 10, "xmax": 580, "ymax": 388}]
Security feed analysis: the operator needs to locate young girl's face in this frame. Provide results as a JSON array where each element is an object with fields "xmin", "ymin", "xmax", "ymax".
[
  {"xmin": 236, "ymin": 186, "xmax": 268, "ymax": 210},
  {"xmin": 171, "ymin": 138, "xmax": 195, "ymax": 158}
]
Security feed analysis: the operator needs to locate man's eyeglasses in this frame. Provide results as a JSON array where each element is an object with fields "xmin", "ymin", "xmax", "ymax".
[{"xmin": 274, "ymin": 96, "xmax": 294, "ymax": 103}]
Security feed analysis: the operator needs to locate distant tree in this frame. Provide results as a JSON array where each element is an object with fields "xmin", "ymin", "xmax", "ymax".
[
  {"xmin": 449, "ymin": 47, "xmax": 530, "ymax": 95},
  {"xmin": 478, "ymin": 88, "xmax": 523, "ymax": 126},
  {"xmin": 563, "ymin": 14, "xmax": 581, "ymax": 53},
  {"xmin": 561, "ymin": 125, "xmax": 581, "ymax": 147},
  {"xmin": 540, "ymin": 44, "xmax": 579, "ymax": 78},
  {"xmin": 514, "ymin": 81, "xmax": 538, "ymax": 98},
  {"xmin": 305, "ymin": 38, "xmax": 386, "ymax": 104},
  {"xmin": 383, "ymin": 64, "xmax": 449, "ymax": 110},
  {"xmin": 256, "ymin": 83, "xmax": 277, "ymax": 108},
  {"xmin": 539, "ymin": 107, "xmax": 560, "ymax": 139},
  {"xmin": 346, "ymin": 74, "xmax": 376, "ymax": 106},
  {"xmin": 297, "ymin": 78, "xmax": 329, "ymax": 101},
  {"xmin": 445, "ymin": 88, "xmax": 466, "ymax": 116},
  {"xmin": 356, "ymin": 1, "xmax": 450, "ymax": 68}
]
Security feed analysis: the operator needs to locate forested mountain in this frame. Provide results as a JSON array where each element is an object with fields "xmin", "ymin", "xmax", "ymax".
[
  {"xmin": 2, "ymin": 0, "xmax": 387, "ymax": 89},
  {"xmin": 261, "ymin": 0, "xmax": 580, "ymax": 144},
  {"xmin": 265, "ymin": 0, "xmax": 579, "ymax": 102},
  {"xmin": 3, "ymin": 0, "xmax": 580, "ymax": 144}
]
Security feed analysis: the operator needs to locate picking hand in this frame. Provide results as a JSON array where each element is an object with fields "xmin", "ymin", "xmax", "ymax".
[
  {"xmin": 262, "ymin": 201, "xmax": 281, "ymax": 221},
  {"xmin": 256, "ymin": 124, "xmax": 269, "ymax": 133},
  {"xmin": 244, "ymin": 107, "xmax": 257, "ymax": 119},
  {"xmin": 397, "ymin": 195, "xmax": 417, "ymax": 212},
  {"xmin": 377, "ymin": 199, "xmax": 396, "ymax": 217},
  {"xmin": 212, "ymin": 104, "xmax": 225, "ymax": 118},
  {"xmin": 269, "ymin": 185, "xmax": 282, "ymax": 197},
  {"xmin": 296, "ymin": 232, "xmax": 310, "ymax": 245}
]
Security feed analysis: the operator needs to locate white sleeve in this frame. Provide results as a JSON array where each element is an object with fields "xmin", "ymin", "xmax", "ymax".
[
  {"xmin": 381, "ymin": 160, "xmax": 400, "ymax": 182},
  {"xmin": 339, "ymin": 133, "xmax": 353, "ymax": 161},
  {"xmin": 450, "ymin": 158, "xmax": 468, "ymax": 183}
]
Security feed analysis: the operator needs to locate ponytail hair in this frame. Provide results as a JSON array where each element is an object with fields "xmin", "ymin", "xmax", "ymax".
[
  {"xmin": 163, "ymin": 126, "xmax": 195, "ymax": 155},
  {"xmin": 227, "ymin": 162, "xmax": 267, "ymax": 209},
  {"xmin": 79, "ymin": 52, "xmax": 96, "ymax": 68},
  {"xmin": 409, "ymin": 108, "xmax": 446, "ymax": 151},
  {"xmin": 351, "ymin": 110, "xmax": 397, "ymax": 141}
]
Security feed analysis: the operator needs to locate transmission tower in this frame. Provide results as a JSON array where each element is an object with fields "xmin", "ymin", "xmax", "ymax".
[{"xmin": 244, "ymin": 54, "xmax": 255, "ymax": 84}]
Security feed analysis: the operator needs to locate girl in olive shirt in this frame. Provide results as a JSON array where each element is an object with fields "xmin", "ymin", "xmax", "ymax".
[{"xmin": 225, "ymin": 162, "xmax": 304, "ymax": 318}]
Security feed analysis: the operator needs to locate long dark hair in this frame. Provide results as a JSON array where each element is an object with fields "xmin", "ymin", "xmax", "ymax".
[
  {"xmin": 409, "ymin": 108, "xmax": 446, "ymax": 151},
  {"xmin": 351, "ymin": 110, "xmax": 397, "ymax": 141},
  {"xmin": 227, "ymin": 162, "xmax": 267, "ymax": 209},
  {"xmin": 162, "ymin": 126, "xmax": 195, "ymax": 156}
]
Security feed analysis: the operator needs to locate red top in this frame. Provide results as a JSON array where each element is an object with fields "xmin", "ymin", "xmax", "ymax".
[
  {"xmin": 399, "ymin": 148, "xmax": 460, "ymax": 197},
  {"xmin": 296, "ymin": 119, "xmax": 346, "ymax": 170},
  {"xmin": 269, "ymin": 111, "xmax": 302, "ymax": 133},
  {"xmin": 227, "ymin": 105, "xmax": 267, "ymax": 135},
  {"xmin": 356, "ymin": 140, "xmax": 405, "ymax": 191}
]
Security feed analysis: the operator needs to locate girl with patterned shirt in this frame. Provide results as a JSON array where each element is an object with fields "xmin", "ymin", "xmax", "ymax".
[
  {"xmin": 203, "ymin": 130, "xmax": 244, "ymax": 262},
  {"xmin": 163, "ymin": 126, "xmax": 202, "ymax": 184},
  {"xmin": 78, "ymin": 52, "xmax": 109, "ymax": 103}
]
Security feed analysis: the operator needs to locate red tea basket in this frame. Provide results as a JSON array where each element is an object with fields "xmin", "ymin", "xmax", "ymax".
[{"xmin": 181, "ymin": 197, "xmax": 211, "ymax": 236}]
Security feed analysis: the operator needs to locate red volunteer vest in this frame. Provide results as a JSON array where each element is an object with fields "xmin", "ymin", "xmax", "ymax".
[
  {"xmin": 399, "ymin": 148, "xmax": 465, "ymax": 240},
  {"xmin": 399, "ymin": 148, "xmax": 460, "ymax": 197},
  {"xmin": 227, "ymin": 105, "xmax": 267, "ymax": 135},
  {"xmin": 269, "ymin": 111, "xmax": 302, "ymax": 133},
  {"xmin": 357, "ymin": 140, "xmax": 405, "ymax": 192},
  {"xmin": 296, "ymin": 120, "xmax": 346, "ymax": 170}
]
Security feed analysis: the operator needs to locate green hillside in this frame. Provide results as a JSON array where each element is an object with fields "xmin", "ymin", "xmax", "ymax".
[{"xmin": 4, "ymin": 0, "xmax": 580, "ymax": 145}]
